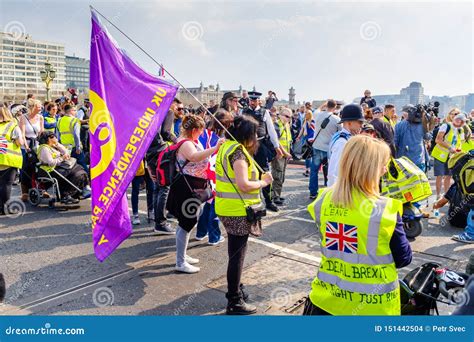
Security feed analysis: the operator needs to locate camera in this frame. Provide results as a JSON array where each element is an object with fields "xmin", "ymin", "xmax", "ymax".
[
  {"xmin": 415, "ymin": 101, "xmax": 440, "ymax": 117},
  {"xmin": 409, "ymin": 101, "xmax": 440, "ymax": 124}
]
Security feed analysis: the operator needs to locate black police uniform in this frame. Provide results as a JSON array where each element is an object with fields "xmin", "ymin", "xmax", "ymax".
[{"xmin": 242, "ymin": 92, "xmax": 278, "ymax": 209}]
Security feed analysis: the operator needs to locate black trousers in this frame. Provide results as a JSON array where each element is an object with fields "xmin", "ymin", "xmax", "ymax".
[
  {"xmin": 0, "ymin": 167, "xmax": 17, "ymax": 214},
  {"xmin": 226, "ymin": 233, "xmax": 249, "ymax": 300},
  {"xmin": 154, "ymin": 182, "xmax": 170, "ymax": 228},
  {"xmin": 254, "ymin": 140, "xmax": 274, "ymax": 205}
]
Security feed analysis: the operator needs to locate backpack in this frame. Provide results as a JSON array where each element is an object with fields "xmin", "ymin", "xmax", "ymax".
[
  {"xmin": 430, "ymin": 124, "xmax": 450, "ymax": 153},
  {"xmin": 448, "ymin": 150, "xmax": 474, "ymax": 198},
  {"xmin": 155, "ymin": 139, "xmax": 189, "ymax": 187}
]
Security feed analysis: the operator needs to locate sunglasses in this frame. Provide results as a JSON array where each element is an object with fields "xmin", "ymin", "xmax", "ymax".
[
  {"xmin": 177, "ymin": 107, "xmax": 184, "ymax": 111},
  {"xmin": 281, "ymin": 115, "xmax": 291, "ymax": 119}
]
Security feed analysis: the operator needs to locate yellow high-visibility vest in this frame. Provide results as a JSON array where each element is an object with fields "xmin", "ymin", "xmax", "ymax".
[
  {"xmin": 381, "ymin": 157, "xmax": 432, "ymax": 204},
  {"xmin": 383, "ymin": 115, "xmax": 395, "ymax": 128},
  {"xmin": 278, "ymin": 119, "xmax": 292, "ymax": 154},
  {"xmin": 37, "ymin": 144, "xmax": 59, "ymax": 173},
  {"xmin": 307, "ymin": 189, "xmax": 402, "ymax": 315},
  {"xmin": 0, "ymin": 121, "xmax": 23, "ymax": 169},
  {"xmin": 44, "ymin": 116, "xmax": 57, "ymax": 133},
  {"xmin": 58, "ymin": 115, "xmax": 80, "ymax": 147},
  {"xmin": 431, "ymin": 123, "xmax": 463, "ymax": 162},
  {"xmin": 215, "ymin": 140, "xmax": 261, "ymax": 217}
]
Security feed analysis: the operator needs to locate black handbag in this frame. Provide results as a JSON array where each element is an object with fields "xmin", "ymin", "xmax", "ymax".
[
  {"xmin": 177, "ymin": 161, "xmax": 213, "ymax": 203},
  {"xmin": 221, "ymin": 154, "xmax": 266, "ymax": 226}
]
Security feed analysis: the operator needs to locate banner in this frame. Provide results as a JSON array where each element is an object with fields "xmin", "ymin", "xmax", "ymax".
[{"xmin": 89, "ymin": 10, "xmax": 178, "ymax": 261}]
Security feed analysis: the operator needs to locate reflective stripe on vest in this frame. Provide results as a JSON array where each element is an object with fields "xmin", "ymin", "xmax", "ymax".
[
  {"xmin": 0, "ymin": 121, "xmax": 23, "ymax": 169},
  {"xmin": 307, "ymin": 190, "xmax": 401, "ymax": 315},
  {"xmin": 37, "ymin": 144, "xmax": 59, "ymax": 172},
  {"xmin": 215, "ymin": 140, "xmax": 261, "ymax": 217},
  {"xmin": 278, "ymin": 120, "xmax": 291, "ymax": 153},
  {"xmin": 381, "ymin": 157, "xmax": 432, "ymax": 204},
  {"xmin": 58, "ymin": 116, "xmax": 79, "ymax": 146}
]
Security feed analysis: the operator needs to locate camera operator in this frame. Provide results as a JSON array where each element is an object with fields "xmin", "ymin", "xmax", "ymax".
[
  {"xmin": 359, "ymin": 89, "xmax": 376, "ymax": 108},
  {"xmin": 265, "ymin": 90, "xmax": 278, "ymax": 110},
  {"xmin": 394, "ymin": 105, "xmax": 430, "ymax": 172}
]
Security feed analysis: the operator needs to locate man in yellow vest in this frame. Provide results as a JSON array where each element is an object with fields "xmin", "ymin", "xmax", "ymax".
[
  {"xmin": 58, "ymin": 104, "xmax": 89, "ymax": 174},
  {"xmin": 271, "ymin": 108, "xmax": 292, "ymax": 205},
  {"xmin": 0, "ymin": 106, "xmax": 24, "ymax": 215}
]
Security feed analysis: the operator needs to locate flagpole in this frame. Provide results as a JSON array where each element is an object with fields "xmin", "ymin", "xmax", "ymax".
[{"xmin": 89, "ymin": 5, "xmax": 266, "ymax": 174}]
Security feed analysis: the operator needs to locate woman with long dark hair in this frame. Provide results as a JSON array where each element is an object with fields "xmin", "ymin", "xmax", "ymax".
[{"xmin": 215, "ymin": 115, "xmax": 273, "ymax": 315}]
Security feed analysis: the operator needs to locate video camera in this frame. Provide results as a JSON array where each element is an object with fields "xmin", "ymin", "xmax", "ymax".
[
  {"xmin": 408, "ymin": 101, "xmax": 440, "ymax": 124},
  {"xmin": 415, "ymin": 101, "xmax": 440, "ymax": 117}
]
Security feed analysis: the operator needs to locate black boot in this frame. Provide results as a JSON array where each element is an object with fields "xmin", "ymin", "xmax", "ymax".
[
  {"xmin": 226, "ymin": 297, "xmax": 257, "ymax": 315},
  {"xmin": 266, "ymin": 202, "xmax": 279, "ymax": 212},
  {"xmin": 240, "ymin": 284, "xmax": 249, "ymax": 301}
]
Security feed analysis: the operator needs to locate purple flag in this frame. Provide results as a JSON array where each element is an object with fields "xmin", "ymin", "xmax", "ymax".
[{"xmin": 89, "ymin": 11, "xmax": 178, "ymax": 261}]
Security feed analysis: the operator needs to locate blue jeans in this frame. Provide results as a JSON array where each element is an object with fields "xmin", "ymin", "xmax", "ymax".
[
  {"xmin": 305, "ymin": 158, "xmax": 311, "ymax": 169},
  {"xmin": 196, "ymin": 201, "xmax": 221, "ymax": 243},
  {"xmin": 309, "ymin": 148, "xmax": 327, "ymax": 197},
  {"xmin": 131, "ymin": 175, "xmax": 154, "ymax": 215},
  {"xmin": 71, "ymin": 150, "xmax": 89, "ymax": 174},
  {"xmin": 465, "ymin": 209, "xmax": 474, "ymax": 238}
]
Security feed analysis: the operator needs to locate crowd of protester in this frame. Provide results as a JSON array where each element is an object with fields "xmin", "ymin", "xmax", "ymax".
[{"xmin": 2, "ymin": 87, "xmax": 474, "ymax": 315}]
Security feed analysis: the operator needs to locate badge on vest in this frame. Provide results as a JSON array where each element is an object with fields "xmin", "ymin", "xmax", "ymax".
[
  {"xmin": 326, "ymin": 221, "xmax": 358, "ymax": 253},
  {"xmin": 0, "ymin": 137, "xmax": 8, "ymax": 154}
]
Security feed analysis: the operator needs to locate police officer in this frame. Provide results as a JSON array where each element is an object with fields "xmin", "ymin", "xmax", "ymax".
[
  {"xmin": 242, "ymin": 91, "xmax": 283, "ymax": 212},
  {"xmin": 327, "ymin": 104, "xmax": 364, "ymax": 186},
  {"xmin": 304, "ymin": 135, "xmax": 412, "ymax": 315}
]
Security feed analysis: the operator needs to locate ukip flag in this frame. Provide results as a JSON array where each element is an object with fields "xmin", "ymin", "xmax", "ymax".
[{"xmin": 89, "ymin": 10, "xmax": 178, "ymax": 261}]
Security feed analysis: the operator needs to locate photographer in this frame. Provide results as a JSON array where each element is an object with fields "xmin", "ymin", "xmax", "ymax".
[
  {"xmin": 265, "ymin": 90, "xmax": 278, "ymax": 110},
  {"xmin": 394, "ymin": 105, "xmax": 430, "ymax": 171},
  {"xmin": 359, "ymin": 89, "xmax": 376, "ymax": 108}
]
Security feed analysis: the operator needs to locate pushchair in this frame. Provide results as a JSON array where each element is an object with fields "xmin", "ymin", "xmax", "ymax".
[{"xmin": 28, "ymin": 163, "xmax": 82, "ymax": 208}]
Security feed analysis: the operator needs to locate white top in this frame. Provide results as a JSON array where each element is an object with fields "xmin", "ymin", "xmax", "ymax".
[
  {"xmin": 24, "ymin": 116, "xmax": 41, "ymax": 139},
  {"xmin": 327, "ymin": 128, "xmax": 351, "ymax": 186}
]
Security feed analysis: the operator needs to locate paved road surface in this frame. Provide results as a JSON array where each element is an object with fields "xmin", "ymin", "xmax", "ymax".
[{"xmin": 1, "ymin": 164, "xmax": 472, "ymax": 315}]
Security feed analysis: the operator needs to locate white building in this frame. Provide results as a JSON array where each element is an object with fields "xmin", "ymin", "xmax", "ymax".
[{"xmin": 0, "ymin": 32, "xmax": 66, "ymax": 102}]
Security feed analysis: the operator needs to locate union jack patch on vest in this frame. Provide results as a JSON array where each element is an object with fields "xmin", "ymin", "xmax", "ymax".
[{"xmin": 325, "ymin": 221, "xmax": 358, "ymax": 253}]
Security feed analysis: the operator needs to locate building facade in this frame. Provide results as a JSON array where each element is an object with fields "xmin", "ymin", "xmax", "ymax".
[
  {"xmin": 65, "ymin": 55, "xmax": 89, "ymax": 94},
  {"xmin": 0, "ymin": 32, "xmax": 66, "ymax": 102},
  {"xmin": 400, "ymin": 81, "xmax": 424, "ymax": 105}
]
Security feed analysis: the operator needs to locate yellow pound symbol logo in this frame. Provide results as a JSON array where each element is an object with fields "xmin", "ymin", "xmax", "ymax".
[{"xmin": 89, "ymin": 90, "xmax": 117, "ymax": 180}]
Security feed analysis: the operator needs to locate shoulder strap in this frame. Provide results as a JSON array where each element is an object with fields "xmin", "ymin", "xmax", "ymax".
[
  {"xmin": 313, "ymin": 114, "xmax": 332, "ymax": 142},
  {"xmin": 220, "ymin": 145, "xmax": 250, "ymax": 206},
  {"xmin": 24, "ymin": 114, "xmax": 38, "ymax": 136}
]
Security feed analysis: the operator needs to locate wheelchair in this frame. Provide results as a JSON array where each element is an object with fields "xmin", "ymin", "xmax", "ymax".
[{"xmin": 28, "ymin": 164, "xmax": 82, "ymax": 208}]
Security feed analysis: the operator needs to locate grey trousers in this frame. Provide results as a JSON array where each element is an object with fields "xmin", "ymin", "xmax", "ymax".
[{"xmin": 271, "ymin": 157, "xmax": 288, "ymax": 199}]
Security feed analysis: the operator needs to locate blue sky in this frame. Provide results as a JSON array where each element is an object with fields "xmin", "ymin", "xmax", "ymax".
[{"xmin": 1, "ymin": 0, "xmax": 473, "ymax": 102}]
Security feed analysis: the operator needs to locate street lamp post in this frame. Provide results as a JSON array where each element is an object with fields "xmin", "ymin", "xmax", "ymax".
[{"xmin": 40, "ymin": 60, "xmax": 56, "ymax": 101}]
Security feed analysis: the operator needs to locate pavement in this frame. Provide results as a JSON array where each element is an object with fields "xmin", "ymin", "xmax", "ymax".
[{"xmin": 0, "ymin": 163, "xmax": 473, "ymax": 316}]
